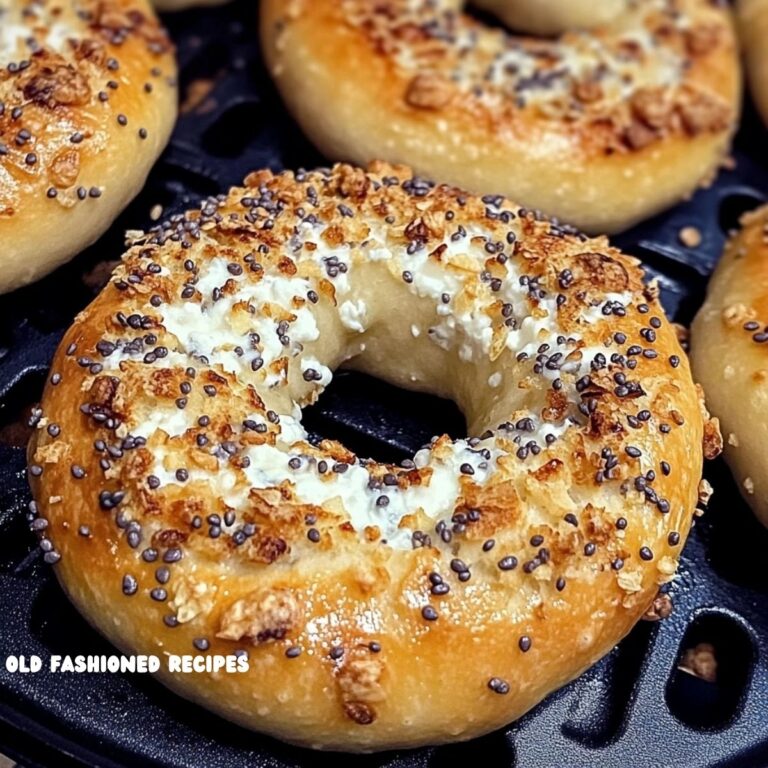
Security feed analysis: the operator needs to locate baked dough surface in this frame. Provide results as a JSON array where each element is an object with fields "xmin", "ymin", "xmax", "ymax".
[
  {"xmin": 0, "ymin": 0, "xmax": 177, "ymax": 294},
  {"xmin": 692, "ymin": 205, "xmax": 768, "ymax": 526},
  {"xmin": 260, "ymin": 0, "xmax": 740, "ymax": 234},
  {"xmin": 29, "ymin": 162, "xmax": 709, "ymax": 751}
]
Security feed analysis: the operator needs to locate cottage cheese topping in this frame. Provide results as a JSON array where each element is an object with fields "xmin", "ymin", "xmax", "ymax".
[{"xmin": 103, "ymin": 167, "xmax": 641, "ymax": 550}]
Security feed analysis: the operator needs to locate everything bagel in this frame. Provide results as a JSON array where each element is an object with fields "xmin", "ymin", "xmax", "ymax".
[
  {"xmin": 0, "ymin": 0, "xmax": 177, "ymax": 294},
  {"xmin": 28, "ymin": 162, "xmax": 713, "ymax": 751},
  {"xmin": 692, "ymin": 205, "xmax": 768, "ymax": 526},
  {"xmin": 261, "ymin": 0, "xmax": 740, "ymax": 235}
]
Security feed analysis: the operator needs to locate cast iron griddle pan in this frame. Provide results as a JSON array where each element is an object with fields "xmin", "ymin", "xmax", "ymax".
[{"xmin": 1, "ymin": 2, "xmax": 768, "ymax": 766}]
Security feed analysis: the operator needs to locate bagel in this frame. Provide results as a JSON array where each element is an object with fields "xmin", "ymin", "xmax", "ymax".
[
  {"xmin": 691, "ymin": 205, "xmax": 768, "ymax": 526},
  {"xmin": 0, "ymin": 0, "xmax": 177, "ymax": 295},
  {"xmin": 260, "ymin": 0, "xmax": 740, "ymax": 235},
  {"xmin": 737, "ymin": 0, "xmax": 768, "ymax": 127},
  {"xmin": 28, "ymin": 162, "xmax": 712, "ymax": 751}
]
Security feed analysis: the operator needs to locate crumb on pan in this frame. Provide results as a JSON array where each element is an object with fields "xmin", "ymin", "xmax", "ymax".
[
  {"xmin": 679, "ymin": 226, "xmax": 702, "ymax": 248},
  {"xmin": 678, "ymin": 642, "xmax": 717, "ymax": 683}
]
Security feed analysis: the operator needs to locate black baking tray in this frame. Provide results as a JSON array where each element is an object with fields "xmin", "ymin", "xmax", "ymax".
[{"xmin": 2, "ymin": 1, "xmax": 768, "ymax": 766}]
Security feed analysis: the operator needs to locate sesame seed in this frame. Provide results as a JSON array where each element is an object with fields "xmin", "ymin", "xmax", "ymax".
[
  {"xmin": 163, "ymin": 547, "xmax": 183, "ymax": 563},
  {"xmin": 142, "ymin": 548, "xmax": 158, "ymax": 562},
  {"xmin": 122, "ymin": 575, "xmax": 138, "ymax": 596}
]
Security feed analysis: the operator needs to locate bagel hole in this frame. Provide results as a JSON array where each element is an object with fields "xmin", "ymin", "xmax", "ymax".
[
  {"xmin": 201, "ymin": 101, "xmax": 265, "ymax": 159},
  {"xmin": 464, "ymin": 4, "xmax": 503, "ymax": 27},
  {"xmin": 665, "ymin": 612, "xmax": 754, "ymax": 730},
  {"xmin": 718, "ymin": 191, "xmax": 767, "ymax": 237},
  {"xmin": 464, "ymin": 3, "xmax": 549, "ymax": 37},
  {"xmin": 302, "ymin": 370, "xmax": 467, "ymax": 465}
]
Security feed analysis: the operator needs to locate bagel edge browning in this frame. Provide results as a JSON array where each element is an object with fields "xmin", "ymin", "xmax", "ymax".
[
  {"xmin": 28, "ymin": 162, "xmax": 714, "ymax": 751},
  {"xmin": 0, "ymin": 0, "xmax": 178, "ymax": 294},
  {"xmin": 692, "ymin": 205, "xmax": 768, "ymax": 525},
  {"xmin": 260, "ymin": 0, "xmax": 740, "ymax": 235}
]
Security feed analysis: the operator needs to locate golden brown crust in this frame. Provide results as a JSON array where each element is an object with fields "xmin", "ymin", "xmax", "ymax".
[
  {"xmin": 260, "ymin": 0, "xmax": 740, "ymax": 235},
  {"xmin": 0, "ymin": 0, "xmax": 177, "ymax": 294},
  {"xmin": 692, "ymin": 205, "xmax": 768, "ymax": 525},
  {"xmin": 29, "ymin": 162, "xmax": 704, "ymax": 751},
  {"xmin": 737, "ymin": 0, "xmax": 768, "ymax": 128}
]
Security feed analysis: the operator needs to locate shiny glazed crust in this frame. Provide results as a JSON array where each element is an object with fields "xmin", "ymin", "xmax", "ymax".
[
  {"xmin": 0, "ymin": 0, "xmax": 178, "ymax": 294},
  {"xmin": 737, "ymin": 0, "xmax": 768, "ymax": 127},
  {"xmin": 28, "ymin": 162, "xmax": 711, "ymax": 751},
  {"xmin": 691, "ymin": 205, "xmax": 768, "ymax": 526},
  {"xmin": 260, "ymin": 0, "xmax": 740, "ymax": 235}
]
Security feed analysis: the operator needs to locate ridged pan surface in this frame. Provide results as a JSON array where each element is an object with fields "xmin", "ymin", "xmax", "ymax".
[{"xmin": 1, "ymin": 2, "xmax": 768, "ymax": 766}]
